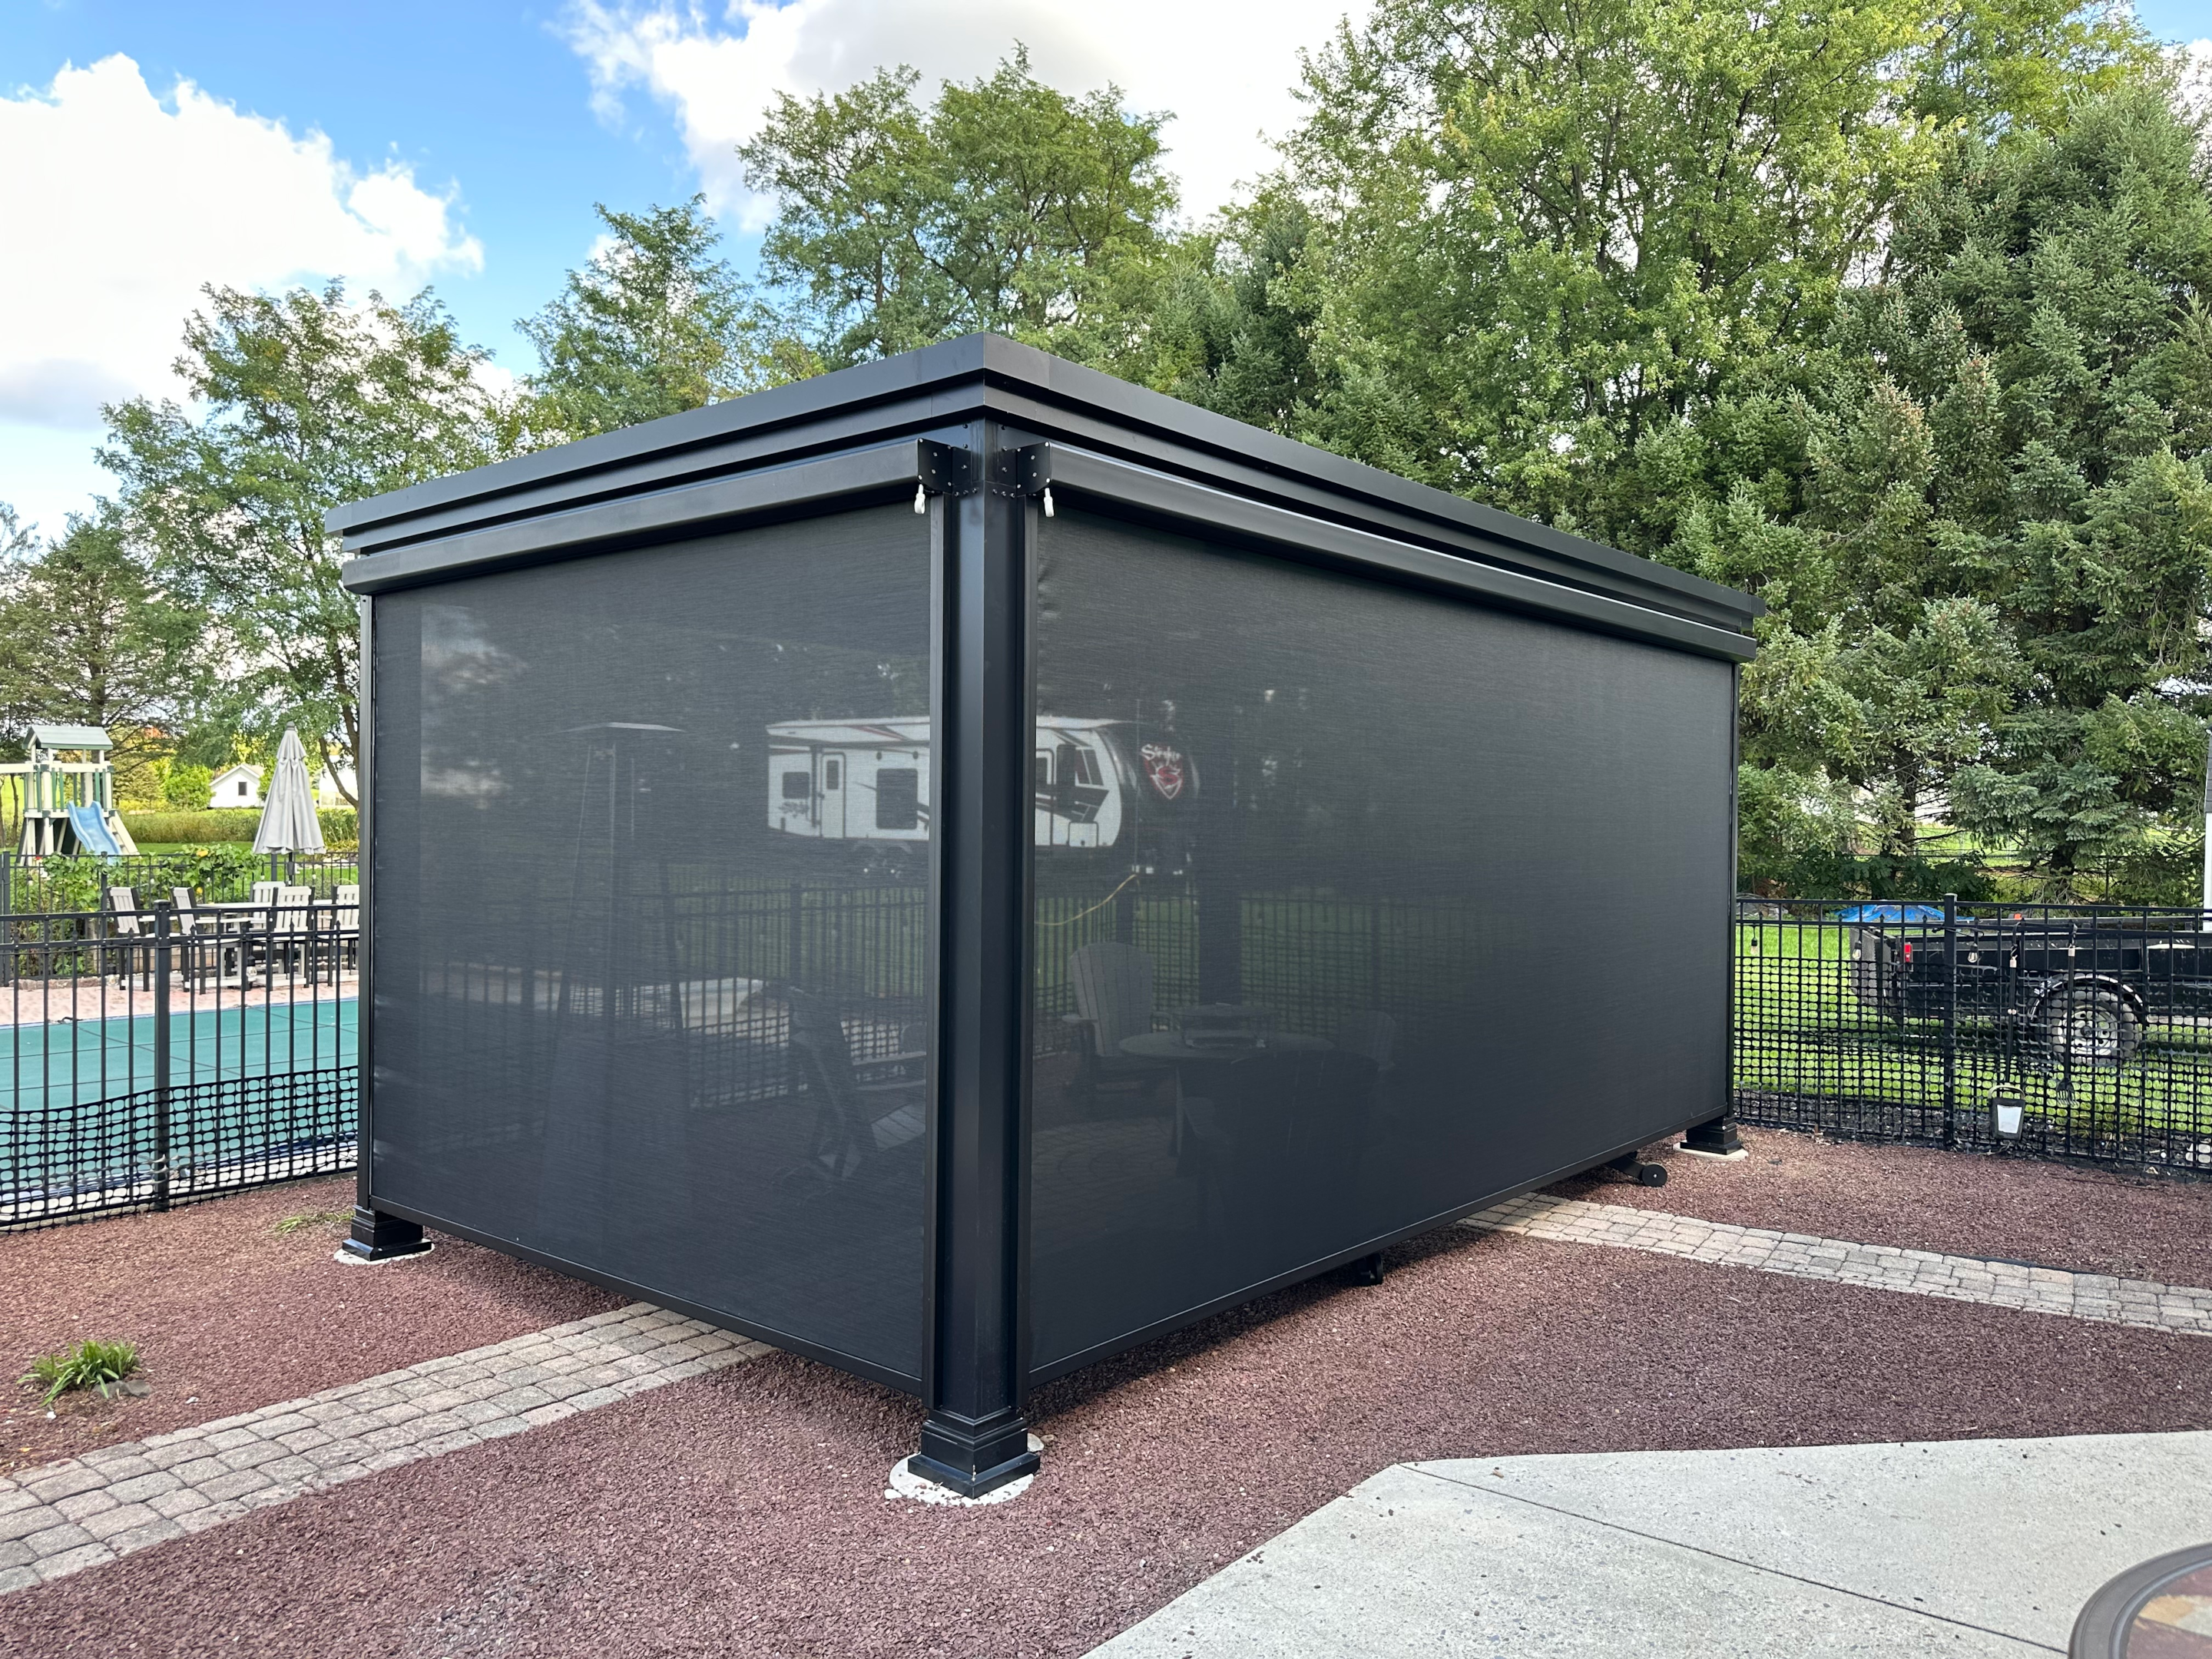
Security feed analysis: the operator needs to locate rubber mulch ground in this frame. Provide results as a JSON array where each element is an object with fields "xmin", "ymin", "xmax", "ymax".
[
  {"xmin": 1555, "ymin": 1125, "xmax": 2212, "ymax": 1285},
  {"xmin": 5, "ymin": 1135, "xmax": 2211, "ymax": 1658},
  {"xmin": 0, "ymin": 1177, "xmax": 621, "ymax": 1477}
]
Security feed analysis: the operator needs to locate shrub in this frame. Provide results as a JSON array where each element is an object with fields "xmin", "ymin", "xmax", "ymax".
[
  {"xmin": 21, "ymin": 1338, "xmax": 140, "ymax": 1405},
  {"xmin": 161, "ymin": 763, "xmax": 214, "ymax": 812},
  {"xmin": 11, "ymin": 846, "xmax": 271, "ymax": 912},
  {"xmin": 120, "ymin": 808, "xmax": 357, "ymax": 849},
  {"xmin": 121, "ymin": 810, "xmax": 261, "ymax": 844}
]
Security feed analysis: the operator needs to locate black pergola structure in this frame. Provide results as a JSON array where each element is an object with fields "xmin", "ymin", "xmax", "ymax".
[{"xmin": 332, "ymin": 335, "xmax": 1760, "ymax": 1495}]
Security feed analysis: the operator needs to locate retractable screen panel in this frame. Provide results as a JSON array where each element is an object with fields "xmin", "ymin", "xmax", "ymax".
[
  {"xmin": 373, "ymin": 507, "xmax": 931, "ymax": 1382},
  {"xmin": 1029, "ymin": 512, "xmax": 1732, "ymax": 1374}
]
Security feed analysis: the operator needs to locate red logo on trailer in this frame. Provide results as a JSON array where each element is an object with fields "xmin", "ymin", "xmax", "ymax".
[{"xmin": 1141, "ymin": 743, "xmax": 1186, "ymax": 800}]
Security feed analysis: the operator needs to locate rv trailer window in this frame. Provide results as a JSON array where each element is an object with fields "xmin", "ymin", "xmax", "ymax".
[
  {"xmin": 1034, "ymin": 752, "xmax": 1051, "ymax": 789},
  {"xmin": 824, "ymin": 760, "xmax": 841, "ymax": 790},
  {"xmin": 876, "ymin": 768, "xmax": 919, "ymax": 830},
  {"xmin": 1071, "ymin": 749, "xmax": 1101, "ymax": 787},
  {"xmin": 780, "ymin": 771, "xmax": 810, "ymax": 801}
]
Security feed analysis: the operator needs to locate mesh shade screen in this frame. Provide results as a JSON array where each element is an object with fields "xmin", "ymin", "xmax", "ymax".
[
  {"xmin": 1029, "ymin": 512, "xmax": 1732, "ymax": 1373},
  {"xmin": 373, "ymin": 508, "xmax": 931, "ymax": 1382}
]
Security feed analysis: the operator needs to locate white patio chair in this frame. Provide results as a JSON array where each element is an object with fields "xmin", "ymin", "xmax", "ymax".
[
  {"xmin": 1062, "ymin": 941, "xmax": 1172, "ymax": 1106},
  {"xmin": 333, "ymin": 884, "xmax": 361, "ymax": 973},
  {"xmin": 169, "ymin": 886, "xmax": 224, "ymax": 988},
  {"xmin": 104, "ymin": 886, "xmax": 147, "ymax": 983},
  {"xmin": 270, "ymin": 884, "xmax": 315, "ymax": 979}
]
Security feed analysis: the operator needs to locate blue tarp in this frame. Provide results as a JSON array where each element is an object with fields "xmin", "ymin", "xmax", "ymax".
[
  {"xmin": 0, "ymin": 1001, "xmax": 358, "ymax": 1200},
  {"xmin": 1830, "ymin": 903, "xmax": 1945, "ymax": 923},
  {"xmin": 65, "ymin": 803, "xmax": 121, "ymax": 856}
]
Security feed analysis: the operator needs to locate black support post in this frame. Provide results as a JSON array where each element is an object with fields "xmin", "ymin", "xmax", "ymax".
[
  {"xmin": 911, "ymin": 426, "xmax": 1038, "ymax": 1498},
  {"xmin": 343, "ymin": 593, "xmax": 427, "ymax": 1263},
  {"xmin": 1684, "ymin": 661, "xmax": 1745, "ymax": 1159}
]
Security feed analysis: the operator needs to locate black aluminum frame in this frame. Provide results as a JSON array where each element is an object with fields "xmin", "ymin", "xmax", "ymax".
[{"xmin": 334, "ymin": 334, "xmax": 1759, "ymax": 1494}]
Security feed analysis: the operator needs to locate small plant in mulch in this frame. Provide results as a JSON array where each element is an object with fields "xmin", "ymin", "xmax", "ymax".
[
  {"xmin": 272, "ymin": 1209, "xmax": 351, "ymax": 1235},
  {"xmin": 21, "ymin": 1339, "xmax": 141, "ymax": 1405}
]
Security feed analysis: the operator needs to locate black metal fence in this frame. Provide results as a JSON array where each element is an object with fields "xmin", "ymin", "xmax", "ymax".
[
  {"xmin": 1031, "ymin": 873, "xmax": 1474, "ymax": 1049},
  {"xmin": 1735, "ymin": 896, "xmax": 2212, "ymax": 1170},
  {"xmin": 2, "ymin": 891, "xmax": 359, "ymax": 1227},
  {"xmin": 19, "ymin": 880, "xmax": 2208, "ymax": 1233}
]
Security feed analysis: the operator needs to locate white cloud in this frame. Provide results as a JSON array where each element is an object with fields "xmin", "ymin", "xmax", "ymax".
[
  {"xmin": 561, "ymin": 0, "xmax": 1369, "ymax": 232},
  {"xmin": 2184, "ymin": 39, "xmax": 2212, "ymax": 121},
  {"xmin": 0, "ymin": 55, "xmax": 482, "ymax": 437}
]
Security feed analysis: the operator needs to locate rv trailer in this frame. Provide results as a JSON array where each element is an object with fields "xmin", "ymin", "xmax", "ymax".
[{"xmin": 766, "ymin": 716, "xmax": 1195, "ymax": 853}]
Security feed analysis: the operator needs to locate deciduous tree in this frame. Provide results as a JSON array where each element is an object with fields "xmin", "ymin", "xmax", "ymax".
[
  {"xmin": 737, "ymin": 49, "xmax": 1181, "ymax": 373},
  {"xmin": 101, "ymin": 283, "xmax": 505, "ymax": 805},
  {"xmin": 518, "ymin": 196, "xmax": 811, "ymax": 440}
]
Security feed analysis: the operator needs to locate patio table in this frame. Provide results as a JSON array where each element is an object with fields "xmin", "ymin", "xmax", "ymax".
[
  {"xmin": 183, "ymin": 902, "xmax": 327, "ymax": 985},
  {"xmin": 1118, "ymin": 1031, "xmax": 1333, "ymax": 1063}
]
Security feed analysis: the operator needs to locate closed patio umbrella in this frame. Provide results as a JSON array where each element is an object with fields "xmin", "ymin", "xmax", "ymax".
[{"xmin": 253, "ymin": 728, "xmax": 326, "ymax": 854}]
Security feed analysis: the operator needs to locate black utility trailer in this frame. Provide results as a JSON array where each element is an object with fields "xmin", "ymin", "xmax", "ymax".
[{"xmin": 1850, "ymin": 913, "xmax": 2212, "ymax": 1067}]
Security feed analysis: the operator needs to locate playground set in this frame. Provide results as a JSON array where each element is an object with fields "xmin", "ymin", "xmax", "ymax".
[{"xmin": 1, "ymin": 724, "xmax": 137, "ymax": 858}]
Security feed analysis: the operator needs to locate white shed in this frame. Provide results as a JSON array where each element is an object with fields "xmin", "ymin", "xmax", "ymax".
[{"xmin": 209, "ymin": 763, "xmax": 263, "ymax": 809}]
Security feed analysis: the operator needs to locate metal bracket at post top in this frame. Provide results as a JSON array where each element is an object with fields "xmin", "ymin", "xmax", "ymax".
[{"xmin": 916, "ymin": 439, "xmax": 977, "ymax": 500}]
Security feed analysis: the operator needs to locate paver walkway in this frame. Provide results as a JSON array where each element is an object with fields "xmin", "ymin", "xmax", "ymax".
[
  {"xmin": 1465, "ymin": 1193, "xmax": 2212, "ymax": 1337},
  {"xmin": 0, "ymin": 1302, "xmax": 765, "ymax": 1592}
]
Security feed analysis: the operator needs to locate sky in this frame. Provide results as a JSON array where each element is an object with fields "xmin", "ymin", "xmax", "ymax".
[{"xmin": 2, "ymin": 0, "xmax": 2208, "ymax": 541}]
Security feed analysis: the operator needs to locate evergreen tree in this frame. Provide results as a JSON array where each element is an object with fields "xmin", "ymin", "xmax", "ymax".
[
  {"xmin": 0, "ymin": 507, "xmax": 201, "ymax": 789},
  {"xmin": 1708, "ymin": 84, "xmax": 2212, "ymax": 895},
  {"xmin": 1900, "ymin": 89, "xmax": 2212, "ymax": 889}
]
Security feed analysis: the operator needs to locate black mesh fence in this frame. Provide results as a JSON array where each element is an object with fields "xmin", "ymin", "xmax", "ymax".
[
  {"xmin": 2, "ymin": 894, "xmax": 359, "ymax": 1227},
  {"xmin": 1735, "ymin": 896, "xmax": 2212, "ymax": 1171}
]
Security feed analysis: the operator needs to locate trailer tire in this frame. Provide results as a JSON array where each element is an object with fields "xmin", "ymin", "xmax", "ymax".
[
  {"xmin": 1635, "ymin": 1162, "xmax": 1669, "ymax": 1187},
  {"xmin": 2034, "ymin": 984, "xmax": 2141, "ymax": 1070}
]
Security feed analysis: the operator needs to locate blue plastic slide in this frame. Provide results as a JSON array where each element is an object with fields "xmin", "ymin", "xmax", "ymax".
[{"xmin": 65, "ymin": 803, "xmax": 122, "ymax": 857}]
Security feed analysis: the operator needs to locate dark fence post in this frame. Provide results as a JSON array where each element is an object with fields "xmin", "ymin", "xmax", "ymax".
[
  {"xmin": 0, "ymin": 850, "xmax": 12, "ymax": 987},
  {"xmin": 153, "ymin": 902, "xmax": 172, "ymax": 1212},
  {"xmin": 788, "ymin": 881, "xmax": 805, "ymax": 987},
  {"xmin": 1942, "ymin": 891, "xmax": 1959, "ymax": 1147}
]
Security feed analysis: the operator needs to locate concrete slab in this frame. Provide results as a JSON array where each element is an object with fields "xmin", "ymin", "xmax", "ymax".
[{"xmin": 1088, "ymin": 1432, "xmax": 2212, "ymax": 1658}]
